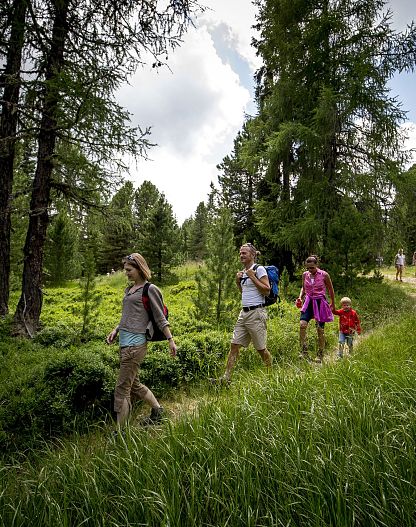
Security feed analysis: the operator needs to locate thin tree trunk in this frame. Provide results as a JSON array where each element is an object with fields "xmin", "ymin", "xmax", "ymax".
[
  {"xmin": 216, "ymin": 281, "xmax": 222, "ymax": 324},
  {"xmin": 0, "ymin": 0, "xmax": 27, "ymax": 317},
  {"xmin": 13, "ymin": 0, "xmax": 70, "ymax": 336}
]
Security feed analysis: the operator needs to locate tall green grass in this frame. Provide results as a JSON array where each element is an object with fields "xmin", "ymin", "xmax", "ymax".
[{"xmin": 1, "ymin": 315, "xmax": 415, "ymax": 526}]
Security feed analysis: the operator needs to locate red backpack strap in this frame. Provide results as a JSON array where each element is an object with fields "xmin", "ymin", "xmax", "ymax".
[{"xmin": 142, "ymin": 282, "xmax": 151, "ymax": 313}]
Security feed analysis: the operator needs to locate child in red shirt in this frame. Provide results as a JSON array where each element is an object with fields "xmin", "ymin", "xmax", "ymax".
[{"xmin": 333, "ymin": 297, "xmax": 361, "ymax": 359}]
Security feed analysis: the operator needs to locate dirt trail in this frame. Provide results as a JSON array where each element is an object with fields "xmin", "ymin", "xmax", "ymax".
[
  {"xmin": 135, "ymin": 271, "xmax": 416, "ymax": 423},
  {"xmin": 382, "ymin": 272, "xmax": 416, "ymax": 284},
  {"xmin": 379, "ymin": 270, "xmax": 416, "ymax": 298}
]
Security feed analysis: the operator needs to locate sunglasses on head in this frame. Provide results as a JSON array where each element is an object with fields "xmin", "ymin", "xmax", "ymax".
[{"xmin": 125, "ymin": 255, "xmax": 139, "ymax": 267}]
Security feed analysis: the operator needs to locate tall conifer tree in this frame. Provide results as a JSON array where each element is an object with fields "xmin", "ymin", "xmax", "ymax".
[
  {"xmin": 193, "ymin": 206, "xmax": 238, "ymax": 325},
  {"xmin": 141, "ymin": 195, "xmax": 178, "ymax": 283},
  {"xmin": 249, "ymin": 0, "xmax": 416, "ymax": 271}
]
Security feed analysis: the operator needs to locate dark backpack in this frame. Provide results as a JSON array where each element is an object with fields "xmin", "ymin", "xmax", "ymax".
[
  {"xmin": 142, "ymin": 282, "xmax": 169, "ymax": 341},
  {"xmin": 254, "ymin": 264, "xmax": 280, "ymax": 306}
]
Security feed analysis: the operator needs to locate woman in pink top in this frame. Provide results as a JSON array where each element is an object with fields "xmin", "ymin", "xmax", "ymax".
[{"xmin": 296, "ymin": 255, "xmax": 335, "ymax": 363}]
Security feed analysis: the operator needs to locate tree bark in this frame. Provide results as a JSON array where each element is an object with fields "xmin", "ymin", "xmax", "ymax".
[
  {"xmin": 0, "ymin": 0, "xmax": 27, "ymax": 317},
  {"xmin": 13, "ymin": 0, "xmax": 69, "ymax": 336}
]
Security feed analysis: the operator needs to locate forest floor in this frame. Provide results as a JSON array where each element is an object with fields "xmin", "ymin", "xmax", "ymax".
[{"xmin": 378, "ymin": 267, "xmax": 416, "ymax": 284}]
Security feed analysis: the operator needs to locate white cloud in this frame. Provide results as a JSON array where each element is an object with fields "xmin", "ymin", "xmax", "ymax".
[
  {"xmin": 197, "ymin": 0, "xmax": 261, "ymax": 71},
  {"xmin": 387, "ymin": 0, "xmax": 415, "ymax": 30},
  {"xmin": 402, "ymin": 121, "xmax": 416, "ymax": 168},
  {"xmin": 118, "ymin": 18, "xmax": 254, "ymax": 223}
]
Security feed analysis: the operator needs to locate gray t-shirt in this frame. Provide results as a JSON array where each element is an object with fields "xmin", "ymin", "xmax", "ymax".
[{"xmin": 118, "ymin": 282, "xmax": 169, "ymax": 334}]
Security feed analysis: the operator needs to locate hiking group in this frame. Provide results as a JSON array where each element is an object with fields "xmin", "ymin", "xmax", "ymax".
[{"xmin": 107, "ymin": 246, "xmax": 361, "ymax": 431}]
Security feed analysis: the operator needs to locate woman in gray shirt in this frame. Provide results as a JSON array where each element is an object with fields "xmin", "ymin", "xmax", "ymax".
[{"xmin": 106, "ymin": 253, "xmax": 176, "ymax": 428}]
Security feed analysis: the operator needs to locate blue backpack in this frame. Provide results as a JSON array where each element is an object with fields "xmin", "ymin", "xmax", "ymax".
[{"xmin": 254, "ymin": 264, "xmax": 280, "ymax": 306}]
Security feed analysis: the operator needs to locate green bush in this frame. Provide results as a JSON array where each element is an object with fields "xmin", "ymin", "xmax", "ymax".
[
  {"xmin": 140, "ymin": 351, "xmax": 181, "ymax": 395},
  {"xmin": 176, "ymin": 331, "xmax": 229, "ymax": 382},
  {"xmin": 33, "ymin": 322, "xmax": 80, "ymax": 348},
  {"xmin": 0, "ymin": 343, "xmax": 117, "ymax": 451}
]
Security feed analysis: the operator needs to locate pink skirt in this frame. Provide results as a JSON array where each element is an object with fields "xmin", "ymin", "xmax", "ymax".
[{"xmin": 301, "ymin": 295, "xmax": 333, "ymax": 323}]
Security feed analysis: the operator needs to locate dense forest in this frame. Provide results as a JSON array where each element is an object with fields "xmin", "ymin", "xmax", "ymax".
[{"xmin": 1, "ymin": 0, "xmax": 416, "ymax": 336}]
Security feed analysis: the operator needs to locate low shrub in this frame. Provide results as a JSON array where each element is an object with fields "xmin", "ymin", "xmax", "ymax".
[
  {"xmin": 176, "ymin": 331, "xmax": 229, "ymax": 382},
  {"xmin": 34, "ymin": 322, "xmax": 80, "ymax": 348},
  {"xmin": 140, "ymin": 351, "xmax": 181, "ymax": 396},
  {"xmin": 0, "ymin": 343, "xmax": 116, "ymax": 451}
]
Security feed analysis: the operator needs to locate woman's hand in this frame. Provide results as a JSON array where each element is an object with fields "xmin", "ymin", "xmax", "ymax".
[
  {"xmin": 106, "ymin": 328, "xmax": 118, "ymax": 345},
  {"xmin": 168, "ymin": 338, "xmax": 177, "ymax": 357}
]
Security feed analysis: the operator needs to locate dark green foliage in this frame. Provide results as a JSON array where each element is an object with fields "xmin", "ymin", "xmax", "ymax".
[
  {"xmin": 193, "ymin": 206, "xmax": 239, "ymax": 325},
  {"xmin": 140, "ymin": 352, "xmax": 181, "ymax": 395},
  {"xmin": 240, "ymin": 0, "xmax": 416, "ymax": 274},
  {"xmin": 0, "ymin": 342, "xmax": 117, "ymax": 451},
  {"xmin": 176, "ymin": 332, "xmax": 229, "ymax": 382},
  {"xmin": 387, "ymin": 164, "xmax": 416, "ymax": 258},
  {"xmin": 178, "ymin": 217, "xmax": 193, "ymax": 260},
  {"xmin": 140, "ymin": 331, "xmax": 229, "ymax": 392},
  {"xmin": 324, "ymin": 197, "xmax": 381, "ymax": 277},
  {"xmin": 141, "ymin": 194, "xmax": 180, "ymax": 282},
  {"xmin": 99, "ymin": 181, "xmax": 135, "ymax": 273},
  {"xmin": 217, "ymin": 122, "xmax": 263, "ymax": 246},
  {"xmin": 34, "ymin": 322, "xmax": 80, "ymax": 348},
  {"xmin": 44, "ymin": 212, "xmax": 80, "ymax": 284},
  {"xmin": 133, "ymin": 180, "xmax": 161, "ymax": 251},
  {"xmin": 188, "ymin": 201, "xmax": 209, "ymax": 260}
]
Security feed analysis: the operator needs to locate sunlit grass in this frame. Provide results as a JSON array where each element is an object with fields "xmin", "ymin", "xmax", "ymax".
[{"xmin": 1, "ymin": 314, "xmax": 416, "ymax": 526}]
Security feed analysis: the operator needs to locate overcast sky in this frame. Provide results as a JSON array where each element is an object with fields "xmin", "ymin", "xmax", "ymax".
[{"xmin": 117, "ymin": 0, "xmax": 416, "ymax": 224}]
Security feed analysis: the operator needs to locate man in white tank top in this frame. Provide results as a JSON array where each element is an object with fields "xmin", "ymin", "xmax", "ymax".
[{"xmin": 214, "ymin": 243, "xmax": 272, "ymax": 383}]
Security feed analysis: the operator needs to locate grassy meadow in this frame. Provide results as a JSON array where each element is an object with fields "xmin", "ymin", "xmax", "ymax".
[{"xmin": 1, "ymin": 265, "xmax": 415, "ymax": 526}]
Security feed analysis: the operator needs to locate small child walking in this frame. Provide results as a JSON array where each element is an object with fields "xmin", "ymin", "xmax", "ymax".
[{"xmin": 333, "ymin": 297, "xmax": 361, "ymax": 359}]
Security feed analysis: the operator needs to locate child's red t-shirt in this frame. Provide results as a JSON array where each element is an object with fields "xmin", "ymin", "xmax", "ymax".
[{"xmin": 334, "ymin": 308, "xmax": 361, "ymax": 335}]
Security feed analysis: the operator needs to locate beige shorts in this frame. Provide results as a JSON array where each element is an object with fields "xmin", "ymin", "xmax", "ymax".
[
  {"xmin": 231, "ymin": 307, "xmax": 268, "ymax": 350},
  {"xmin": 114, "ymin": 344, "xmax": 149, "ymax": 413}
]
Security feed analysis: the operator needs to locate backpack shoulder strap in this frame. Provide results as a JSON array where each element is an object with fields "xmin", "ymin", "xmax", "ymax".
[{"xmin": 142, "ymin": 282, "xmax": 151, "ymax": 314}]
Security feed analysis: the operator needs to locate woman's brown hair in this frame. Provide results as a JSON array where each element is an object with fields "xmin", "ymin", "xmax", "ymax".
[{"xmin": 122, "ymin": 253, "xmax": 152, "ymax": 281}]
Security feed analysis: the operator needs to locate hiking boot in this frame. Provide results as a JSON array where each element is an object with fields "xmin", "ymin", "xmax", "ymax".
[
  {"xmin": 298, "ymin": 347, "xmax": 310, "ymax": 361},
  {"xmin": 336, "ymin": 353, "xmax": 343, "ymax": 361},
  {"xmin": 209, "ymin": 376, "xmax": 231, "ymax": 386},
  {"xmin": 315, "ymin": 350, "xmax": 324, "ymax": 364},
  {"xmin": 140, "ymin": 406, "xmax": 165, "ymax": 426}
]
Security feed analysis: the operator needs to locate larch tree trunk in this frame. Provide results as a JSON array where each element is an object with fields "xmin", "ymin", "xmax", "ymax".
[
  {"xmin": 13, "ymin": 0, "xmax": 70, "ymax": 336},
  {"xmin": 0, "ymin": 0, "xmax": 27, "ymax": 317}
]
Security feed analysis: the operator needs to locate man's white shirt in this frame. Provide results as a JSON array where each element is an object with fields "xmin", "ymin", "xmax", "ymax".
[{"xmin": 241, "ymin": 265, "xmax": 267, "ymax": 307}]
